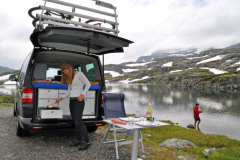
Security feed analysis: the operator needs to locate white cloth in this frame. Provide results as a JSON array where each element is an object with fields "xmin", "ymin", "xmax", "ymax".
[{"xmin": 62, "ymin": 71, "xmax": 91, "ymax": 99}]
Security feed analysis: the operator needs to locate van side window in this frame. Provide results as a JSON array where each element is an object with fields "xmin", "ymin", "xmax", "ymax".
[
  {"xmin": 74, "ymin": 66, "xmax": 81, "ymax": 72},
  {"xmin": 19, "ymin": 53, "xmax": 31, "ymax": 81},
  {"xmin": 86, "ymin": 63, "xmax": 96, "ymax": 82}
]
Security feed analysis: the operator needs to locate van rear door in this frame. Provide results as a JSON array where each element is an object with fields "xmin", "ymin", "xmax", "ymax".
[{"xmin": 30, "ymin": 27, "xmax": 133, "ymax": 55}]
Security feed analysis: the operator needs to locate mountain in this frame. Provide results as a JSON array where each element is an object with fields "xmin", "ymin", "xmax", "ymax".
[
  {"xmin": 226, "ymin": 43, "xmax": 240, "ymax": 49},
  {"xmin": 0, "ymin": 66, "xmax": 15, "ymax": 75},
  {"xmin": 104, "ymin": 47, "xmax": 240, "ymax": 89},
  {"xmin": 136, "ymin": 48, "xmax": 198, "ymax": 62},
  {"xmin": 136, "ymin": 43, "xmax": 240, "ymax": 63}
]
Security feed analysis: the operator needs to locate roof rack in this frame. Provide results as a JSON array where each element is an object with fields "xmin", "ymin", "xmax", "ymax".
[{"xmin": 28, "ymin": 0, "xmax": 119, "ymax": 35}]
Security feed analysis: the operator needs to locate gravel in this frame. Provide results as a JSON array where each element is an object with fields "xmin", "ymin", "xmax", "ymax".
[{"xmin": 0, "ymin": 106, "xmax": 132, "ymax": 160}]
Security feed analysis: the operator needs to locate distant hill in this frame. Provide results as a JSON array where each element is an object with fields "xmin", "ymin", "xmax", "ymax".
[
  {"xmin": 136, "ymin": 43, "xmax": 240, "ymax": 62},
  {"xmin": 104, "ymin": 47, "xmax": 240, "ymax": 90},
  {"xmin": 0, "ymin": 66, "xmax": 15, "ymax": 75},
  {"xmin": 137, "ymin": 48, "xmax": 198, "ymax": 62},
  {"xmin": 226, "ymin": 43, "xmax": 240, "ymax": 49}
]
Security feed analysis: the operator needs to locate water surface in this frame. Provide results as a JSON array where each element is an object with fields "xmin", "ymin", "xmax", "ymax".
[{"xmin": 106, "ymin": 83, "xmax": 240, "ymax": 141}]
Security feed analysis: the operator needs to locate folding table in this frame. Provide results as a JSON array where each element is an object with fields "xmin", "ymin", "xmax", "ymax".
[{"xmin": 102, "ymin": 119, "xmax": 170, "ymax": 160}]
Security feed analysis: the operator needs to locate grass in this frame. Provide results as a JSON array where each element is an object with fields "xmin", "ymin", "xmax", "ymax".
[
  {"xmin": 97, "ymin": 120, "xmax": 240, "ymax": 160},
  {"xmin": 0, "ymin": 95, "xmax": 14, "ymax": 107}
]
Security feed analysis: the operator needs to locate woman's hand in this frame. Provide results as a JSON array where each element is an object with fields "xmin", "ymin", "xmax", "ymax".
[
  {"xmin": 55, "ymin": 97, "xmax": 63, "ymax": 104},
  {"xmin": 78, "ymin": 94, "xmax": 84, "ymax": 102}
]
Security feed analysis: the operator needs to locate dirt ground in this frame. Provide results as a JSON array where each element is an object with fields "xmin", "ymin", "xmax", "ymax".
[{"xmin": 0, "ymin": 106, "xmax": 132, "ymax": 160}]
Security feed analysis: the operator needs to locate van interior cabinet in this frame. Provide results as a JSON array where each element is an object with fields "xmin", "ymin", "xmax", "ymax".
[{"xmin": 38, "ymin": 88, "xmax": 95, "ymax": 119}]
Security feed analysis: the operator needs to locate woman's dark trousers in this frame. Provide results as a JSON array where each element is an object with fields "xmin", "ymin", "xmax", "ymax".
[{"xmin": 69, "ymin": 100, "xmax": 89, "ymax": 143}]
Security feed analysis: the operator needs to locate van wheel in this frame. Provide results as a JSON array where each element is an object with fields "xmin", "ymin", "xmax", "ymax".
[
  {"xmin": 13, "ymin": 106, "xmax": 16, "ymax": 116},
  {"xmin": 87, "ymin": 126, "xmax": 98, "ymax": 132},
  {"xmin": 16, "ymin": 120, "xmax": 29, "ymax": 137}
]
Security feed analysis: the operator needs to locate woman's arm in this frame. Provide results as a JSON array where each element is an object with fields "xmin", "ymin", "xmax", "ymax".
[
  {"xmin": 55, "ymin": 85, "xmax": 70, "ymax": 103},
  {"xmin": 79, "ymin": 72, "xmax": 91, "ymax": 96}
]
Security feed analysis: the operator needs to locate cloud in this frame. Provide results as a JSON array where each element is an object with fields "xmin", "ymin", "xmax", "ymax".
[{"xmin": 0, "ymin": 0, "xmax": 240, "ymax": 69}]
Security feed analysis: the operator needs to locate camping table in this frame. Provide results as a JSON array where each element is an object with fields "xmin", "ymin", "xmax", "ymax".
[{"xmin": 103, "ymin": 118, "xmax": 169, "ymax": 160}]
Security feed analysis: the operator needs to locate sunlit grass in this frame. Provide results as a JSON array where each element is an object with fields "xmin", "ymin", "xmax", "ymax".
[
  {"xmin": 0, "ymin": 95, "xmax": 14, "ymax": 107},
  {"xmin": 97, "ymin": 120, "xmax": 240, "ymax": 159}
]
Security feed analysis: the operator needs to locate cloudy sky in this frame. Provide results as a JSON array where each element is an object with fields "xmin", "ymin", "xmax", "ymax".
[{"xmin": 0, "ymin": 0, "xmax": 240, "ymax": 70}]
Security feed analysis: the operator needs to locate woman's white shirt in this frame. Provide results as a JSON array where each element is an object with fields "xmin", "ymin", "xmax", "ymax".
[{"xmin": 62, "ymin": 71, "xmax": 91, "ymax": 99}]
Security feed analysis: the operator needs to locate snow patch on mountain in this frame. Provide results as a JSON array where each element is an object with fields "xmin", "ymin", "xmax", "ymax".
[
  {"xmin": 170, "ymin": 70, "xmax": 182, "ymax": 73},
  {"xmin": 200, "ymin": 67, "xmax": 227, "ymax": 75},
  {"xmin": 119, "ymin": 76, "xmax": 150, "ymax": 83},
  {"xmin": 122, "ymin": 69, "xmax": 139, "ymax": 73},
  {"xmin": 104, "ymin": 71, "xmax": 123, "ymax": 77},
  {"xmin": 197, "ymin": 55, "xmax": 224, "ymax": 65},
  {"xmin": 187, "ymin": 55, "xmax": 209, "ymax": 60},
  {"xmin": 162, "ymin": 62, "xmax": 173, "ymax": 67}
]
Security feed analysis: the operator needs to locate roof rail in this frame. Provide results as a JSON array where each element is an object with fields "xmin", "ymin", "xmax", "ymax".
[{"xmin": 28, "ymin": 0, "xmax": 119, "ymax": 35}]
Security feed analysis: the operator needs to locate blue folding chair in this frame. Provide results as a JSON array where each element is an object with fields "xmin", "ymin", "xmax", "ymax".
[{"xmin": 99, "ymin": 93, "xmax": 144, "ymax": 159}]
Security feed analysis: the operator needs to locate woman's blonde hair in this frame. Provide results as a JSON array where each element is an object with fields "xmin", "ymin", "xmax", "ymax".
[{"xmin": 61, "ymin": 63, "xmax": 75, "ymax": 86}]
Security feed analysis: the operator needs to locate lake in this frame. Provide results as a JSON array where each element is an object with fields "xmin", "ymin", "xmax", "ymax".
[
  {"xmin": 1, "ymin": 84, "xmax": 239, "ymax": 140},
  {"xmin": 106, "ymin": 83, "xmax": 240, "ymax": 141}
]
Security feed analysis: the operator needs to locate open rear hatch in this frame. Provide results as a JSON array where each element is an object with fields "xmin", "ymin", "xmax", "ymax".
[{"xmin": 30, "ymin": 27, "xmax": 133, "ymax": 54}]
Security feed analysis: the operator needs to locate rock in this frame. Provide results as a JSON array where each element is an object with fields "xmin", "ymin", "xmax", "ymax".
[
  {"xmin": 187, "ymin": 124, "xmax": 195, "ymax": 129},
  {"xmin": 202, "ymin": 147, "xmax": 227, "ymax": 158},
  {"xmin": 202, "ymin": 149, "xmax": 211, "ymax": 157},
  {"xmin": 159, "ymin": 138, "xmax": 196, "ymax": 149}
]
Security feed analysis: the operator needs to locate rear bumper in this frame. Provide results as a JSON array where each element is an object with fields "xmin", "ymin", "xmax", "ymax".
[{"xmin": 18, "ymin": 116, "xmax": 106, "ymax": 130}]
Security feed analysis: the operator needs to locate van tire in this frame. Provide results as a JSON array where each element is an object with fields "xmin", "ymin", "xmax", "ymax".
[
  {"xmin": 87, "ymin": 126, "xmax": 98, "ymax": 132},
  {"xmin": 13, "ymin": 107, "xmax": 16, "ymax": 116},
  {"xmin": 16, "ymin": 120, "xmax": 29, "ymax": 137}
]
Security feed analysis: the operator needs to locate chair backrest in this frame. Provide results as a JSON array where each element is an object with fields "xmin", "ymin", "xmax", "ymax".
[{"xmin": 103, "ymin": 93, "xmax": 126, "ymax": 118}]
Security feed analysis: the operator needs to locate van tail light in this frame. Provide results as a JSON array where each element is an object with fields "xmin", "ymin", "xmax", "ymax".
[
  {"xmin": 22, "ymin": 87, "xmax": 33, "ymax": 103},
  {"xmin": 33, "ymin": 127, "xmax": 42, "ymax": 129},
  {"xmin": 96, "ymin": 123, "xmax": 103, "ymax": 126},
  {"xmin": 101, "ymin": 90, "xmax": 107, "ymax": 104}
]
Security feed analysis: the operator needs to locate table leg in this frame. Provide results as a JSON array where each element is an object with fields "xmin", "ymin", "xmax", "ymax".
[
  {"xmin": 113, "ymin": 124, "xmax": 119, "ymax": 159},
  {"xmin": 131, "ymin": 129, "xmax": 139, "ymax": 160}
]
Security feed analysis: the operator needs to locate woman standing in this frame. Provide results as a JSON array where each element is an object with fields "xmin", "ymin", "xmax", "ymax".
[{"xmin": 55, "ymin": 63, "xmax": 91, "ymax": 150}]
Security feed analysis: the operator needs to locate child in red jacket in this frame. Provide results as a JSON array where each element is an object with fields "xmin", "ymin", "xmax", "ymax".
[{"xmin": 193, "ymin": 103, "xmax": 203, "ymax": 130}]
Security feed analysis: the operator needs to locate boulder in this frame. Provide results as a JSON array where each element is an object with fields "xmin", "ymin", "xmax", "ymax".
[
  {"xmin": 159, "ymin": 138, "xmax": 196, "ymax": 149},
  {"xmin": 202, "ymin": 149, "xmax": 211, "ymax": 157},
  {"xmin": 202, "ymin": 147, "xmax": 227, "ymax": 158},
  {"xmin": 187, "ymin": 124, "xmax": 195, "ymax": 129}
]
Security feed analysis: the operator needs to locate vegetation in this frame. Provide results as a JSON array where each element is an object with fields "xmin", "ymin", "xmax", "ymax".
[
  {"xmin": 104, "ymin": 48, "xmax": 240, "ymax": 90},
  {"xmin": 98, "ymin": 120, "xmax": 240, "ymax": 160},
  {"xmin": 0, "ymin": 95, "xmax": 14, "ymax": 107}
]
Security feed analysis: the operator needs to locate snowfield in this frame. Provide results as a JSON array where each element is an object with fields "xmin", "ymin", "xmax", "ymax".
[
  {"xmin": 120, "ymin": 76, "xmax": 150, "ymax": 83},
  {"xmin": 200, "ymin": 67, "xmax": 227, "ymax": 75},
  {"xmin": 170, "ymin": 70, "xmax": 182, "ymax": 73},
  {"xmin": 122, "ymin": 69, "xmax": 139, "ymax": 73},
  {"xmin": 104, "ymin": 71, "xmax": 123, "ymax": 77},
  {"xmin": 162, "ymin": 62, "xmax": 173, "ymax": 67},
  {"xmin": 197, "ymin": 55, "xmax": 224, "ymax": 65},
  {"xmin": 186, "ymin": 55, "xmax": 208, "ymax": 60}
]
